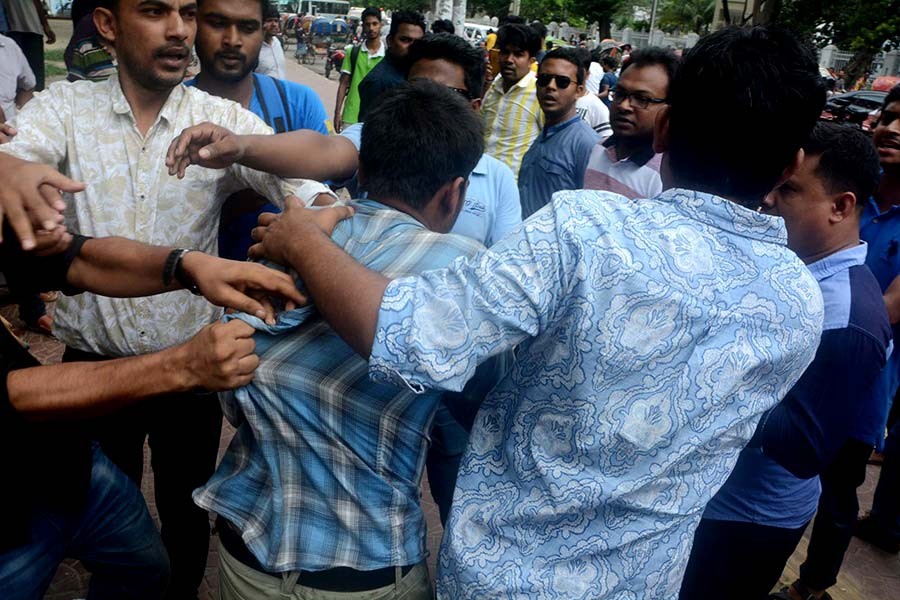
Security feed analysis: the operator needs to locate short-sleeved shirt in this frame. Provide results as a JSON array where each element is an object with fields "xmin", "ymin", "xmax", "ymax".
[
  {"xmin": 339, "ymin": 124, "xmax": 522, "ymax": 247},
  {"xmin": 3, "ymin": 0, "xmax": 41, "ymax": 34},
  {"xmin": 368, "ymin": 188, "xmax": 823, "ymax": 598},
  {"xmin": 585, "ymin": 62, "xmax": 603, "ymax": 95},
  {"xmin": 600, "ymin": 71, "xmax": 618, "ymax": 106},
  {"xmin": 255, "ymin": 37, "xmax": 286, "ymax": 80},
  {"xmin": 583, "ymin": 135, "xmax": 663, "ymax": 200},
  {"xmin": 575, "ymin": 92, "xmax": 611, "ymax": 137},
  {"xmin": 356, "ymin": 54, "xmax": 404, "ymax": 122},
  {"xmin": 340, "ymin": 41, "xmax": 385, "ymax": 125},
  {"xmin": 518, "ymin": 116, "xmax": 599, "ymax": 218},
  {"xmin": 858, "ymin": 197, "xmax": 900, "ymax": 448},
  {"xmin": 703, "ymin": 243, "xmax": 891, "ymax": 528},
  {"xmin": 481, "ymin": 72, "xmax": 544, "ymax": 178},
  {"xmin": 0, "ymin": 33, "xmax": 34, "ymax": 120}
]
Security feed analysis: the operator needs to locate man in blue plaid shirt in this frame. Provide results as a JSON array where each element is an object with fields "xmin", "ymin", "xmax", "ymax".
[{"xmin": 193, "ymin": 80, "xmax": 494, "ymax": 599}]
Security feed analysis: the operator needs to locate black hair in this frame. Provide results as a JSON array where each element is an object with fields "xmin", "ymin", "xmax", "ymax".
[
  {"xmin": 264, "ymin": 2, "xmax": 279, "ymax": 20},
  {"xmin": 546, "ymin": 40, "xmax": 554, "ymax": 51},
  {"xmin": 501, "ymin": 15, "xmax": 526, "ymax": 26},
  {"xmin": 407, "ymin": 33, "xmax": 485, "ymax": 98},
  {"xmin": 883, "ymin": 84, "xmax": 900, "ymax": 110},
  {"xmin": 541, "ymin": 47, "xmax": 585, "ymax": 84},
  {"xmin": 574, "ymin": 47, "xmax": 592, "ymax": 71},
  {"xmin": 431, "ymin": 19, "xmax": 455, "ymax": 35},
  {"xmin": 360, "ymin": 80, "xmax": 484, "ymax": 210},
  {"xmin": 600, "ymin": 55, "xmax": 618, "ymax": 69},
  {"xmin": 389, "ymin": 10, "xmax": 425, "ymax": 37},
  {"xmin": 361, "ymin": 6, "xmax": 381, "ymax": 21},
  {"xmin": 531, "ymin": 21, "xmax": 547, "ymax": 40},
  {"xmin": 195, "ymin": 0, "xmax": 267, "ymax": 20},
  {"xmin": 620, "ymin": 46, "xmax": 679, "ymax": 90},
  {"xmin": 804, "ymin": 122, "xmax": 880, "ymax": 205},
  {"xmin": 496, "ymin": 23, "xmax": 541, "ymax": 57},
  {"xmin": 667, "ymin": 26, "xmax": 826, "ymax": 208}
]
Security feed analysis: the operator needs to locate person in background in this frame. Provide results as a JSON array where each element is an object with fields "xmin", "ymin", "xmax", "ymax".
[
  {"xmin": 481, "ymin": 22, "xmax": 543, "ymax": 177},
  {"xmin": 531, "ymin": 20, "xmax": 547, "ymax": 63},
  {"xmin": 334, "ymin": 6, "xmax": 383, "ymax": 132},
  {"xmin": 518, "ymin": 47, "xmax": 599, "ymax": 218},
  {"xmin": 255, "ymin": 3, "xmax": 285, "ymax": 79},
  {"xmin": 356, "ymin": 10, "xmax": 425, "ymax": 122},
  {"xmin": 583, "ymin": 46, "xmax": 678, "ymax": 199},
  {"xmin": 65, "ymin": 2, "xmax": 116, "ymax": 82},
  {"xmin": 431, "ymin": 18, "xmax": 453, "ymax": 35},
  {"xmin": 574, "ymin": 47, "xmax": 611, "ymax": 137},
  {"xmin": 680, "ymin": 122, "xmax": 889, "ymax": 600},
  {"xmin": 597, "ymin": 54, "xmax": 618, "ymax": 106},
  {"xmin": 1, "ymin": 0, "xmax": 53, "ymax": 91}
]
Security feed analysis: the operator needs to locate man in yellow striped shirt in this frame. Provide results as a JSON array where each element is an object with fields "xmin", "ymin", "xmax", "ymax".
[{"xmin": 481, "ymin": 23, "xmax": 544, "ymax": 179}]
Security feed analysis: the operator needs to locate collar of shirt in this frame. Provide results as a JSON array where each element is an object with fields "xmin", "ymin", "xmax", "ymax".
[
  {"xmin": 489, "ymin": 71, "xmax": 536, "ymax": 97},
  {"xmin": 0, "ymin": 34, "xmax": 8, "ymax": 48},
  {"xmin": 864, "ymin": 195, "xmax": 900, "ymax": 220},
  {"xmin": 109, "ymin": 74, "xmax": 184, "ymax": 127},
  {"xmin": 603, "ymin": 135, "xmax": 655, "ymax": 167},
  {"xmin": 655, "ymin": 188, "xmax": 788, "ymax": 246},
  {"xmin": 471, "ymin": 154, "xmax": 488, "ymax": 176},
  {"xmin": 360, "ymin": 40, "xmax": 386, "ymax": 58},
  {"xmin": 540, "ymin": 115, "xmax": 582, "ymax": 141},
  {"xmin": 807, "ymin": 242, "xmax": 868, "ymax": 282}
]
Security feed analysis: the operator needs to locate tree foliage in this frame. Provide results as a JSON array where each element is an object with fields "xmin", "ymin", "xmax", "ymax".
[
  {"xmin": 380, "ymin": 0, "xmax": 431, "ymax": 11},
  {"xmin": 658, "ymin": 0, "xmax": 715, "ymax": 34}
]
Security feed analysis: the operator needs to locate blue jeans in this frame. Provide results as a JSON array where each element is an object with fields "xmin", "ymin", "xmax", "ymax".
[{"xmin": 0, "ymin": 445, "xmax": 170, "ymax": 600}]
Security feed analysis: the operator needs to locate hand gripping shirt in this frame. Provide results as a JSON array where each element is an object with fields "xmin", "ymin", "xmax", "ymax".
[
  {"xmin": 368, "ymin": 188, "xmax": 825, "ymax": 599},
  {"xmin": 194, "ymin": 200, "xmax": 490, "ymax": 572},
  {"xmin": 0, "ymin": 76, "xmax": 331, "ymax": 356}
]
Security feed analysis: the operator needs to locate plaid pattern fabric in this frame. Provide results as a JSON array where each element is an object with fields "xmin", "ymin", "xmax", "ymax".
[{"xmin": 193, "ymin": 200, "xmax": 485, "ymax": 573}]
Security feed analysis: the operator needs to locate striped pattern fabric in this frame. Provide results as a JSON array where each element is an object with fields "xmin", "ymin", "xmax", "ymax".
[
  {"xmin": 194, "ymin": 200, "xmax": 486, "ymax": 573},
  {"xmin": 481, "ymin": 72, "xmax": 544, "ymax": 179}
]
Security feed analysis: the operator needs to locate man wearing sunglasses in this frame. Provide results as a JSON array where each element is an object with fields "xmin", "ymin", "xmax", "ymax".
[
  {"xmin": 519, "ymin": 47, "xmax": 599, "ymax": 218},
  {"xmin": 584, "ymin": 47, "xmax": 679, "ymax": 200}
]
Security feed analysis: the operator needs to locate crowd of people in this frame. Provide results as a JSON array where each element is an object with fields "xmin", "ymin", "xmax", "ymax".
[{"xmin": 1, "ymin": 2, "xmax": 899, "ymax": 600}]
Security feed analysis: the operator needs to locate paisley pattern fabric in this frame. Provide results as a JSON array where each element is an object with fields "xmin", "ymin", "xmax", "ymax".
[
  {"xmin": 0, "ymin": 77, "xmax": 331, "ymax": 356},
  {"xmin": 369, "ymin": 189, "xmax": 825, "ymax": 599}
]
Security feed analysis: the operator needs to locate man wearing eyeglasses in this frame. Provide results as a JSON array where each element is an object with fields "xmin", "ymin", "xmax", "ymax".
[
  {"xmin": 519, "ymin": 48, "xmax": 599, "ymax": 219},
  {"xmin": 583, "ymin": 47, "xmax": 679, "ymax": 200}
]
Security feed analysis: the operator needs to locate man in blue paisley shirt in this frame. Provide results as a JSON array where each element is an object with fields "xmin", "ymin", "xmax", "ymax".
[{"xmin": 248, "ymin": 27, "xmax": 827, "ymax": 599}]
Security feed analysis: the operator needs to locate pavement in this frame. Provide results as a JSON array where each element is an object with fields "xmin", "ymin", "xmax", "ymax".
[{"xmin": 16, "ymin": 17, "xmax": 900, "ymax": 600}]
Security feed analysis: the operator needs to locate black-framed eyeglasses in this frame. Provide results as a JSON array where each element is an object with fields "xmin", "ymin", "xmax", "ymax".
[
  {"xmin": 612, "ymin": 89, "xmax": 667, "ymax": 110},
  {"xmin": 536, "ymin": 73, "xmax": 573, "ymax": 89}
]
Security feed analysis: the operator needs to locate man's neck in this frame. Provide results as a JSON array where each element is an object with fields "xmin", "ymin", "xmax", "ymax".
[
  {"xmin": 367, "ymin": 196, "xmax": 435, "ymax": 230},
  {"xmin": 193, "ymin": 71, "xmax": 254, "ymax": 109},
  {"xmin": 798, "ymin": 236, "xmax": 860, "ymax": 265},
  {"xmin": 876, "ymin": 169, "xmax": 900, "ymax": 212},
  {"xmin": 366, "ymin": 36, "xmax": 381, "ymax": 52},
  {"xmin": 613, "ymin": 136, "xmax": 652, "ymax": 162},
  {"xmin": 501, "ymin": 74, "xmax": 524, "ymax": 93},
  {"xmin": 117, "ymin": 72, "xmax": 175, "ymax": 136},
  {"xmin": 544, "ymin": 106, "xmax": 576, "ymax": 128}
]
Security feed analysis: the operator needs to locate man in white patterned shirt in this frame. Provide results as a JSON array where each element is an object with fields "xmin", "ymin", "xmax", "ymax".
[{"xmin": 0, "ymin": 1, "xmax": 332, "ymax": 597}]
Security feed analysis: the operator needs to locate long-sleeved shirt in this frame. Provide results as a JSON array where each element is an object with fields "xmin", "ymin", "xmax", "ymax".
[
  {"xmin": 368, "ymin": 188, "xmax": 824, "ymax": 599},
  {"xmin": 194, "ymin": 200, "xmax": 495, "ymax": 572},
  {"xmin": 703, "ymin": 243, "xmax": 892, "ymax": 529},
  {"xmin": 1, "ymin": 76, "xmax": 330, "ymax": 356}
]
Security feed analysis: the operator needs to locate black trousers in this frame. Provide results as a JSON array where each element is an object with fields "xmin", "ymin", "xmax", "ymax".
[
  {"xmin": 798, "ymin": 438, "xmax": 873, "ymax": 591},
  {"xmin": 63, "ymin": 346, "xmax": 223, "ymax": 600},
  {"xmin": 679, "ymin": 518, "xmax": 807, "ymax": 600},
  {"xmin": 6, "ymin": 31, "xmax": 45, "ymax": 91}
]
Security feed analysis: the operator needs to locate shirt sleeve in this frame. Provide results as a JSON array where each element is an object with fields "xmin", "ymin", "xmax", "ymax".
[
  {"xmin": 1, "ymin": 82, "xmax": 69, "ymax": 166},
  {"xmin": 752, "ymin": 327, "xmax": 887, "ymax": 478},
  {"xmin": 340, "ymin": 45, "xmax": 353, "ymax": 75},
  {"xmin": 222, "ymin": 102, "xmax": 333, "ymax": 206},
  {"xmin": 295, "ymin": 86, "xmax": 329, "ymax": 134},
  {"xmin": 487, "ymin": 160, "xmax": 522, "ymax": 246},
  {"xmin": 14, "ymin": 43, "xmax": 35, "ymax": 91},
  {"xmin": 369, "ymin": 194, "xmax": 581, "ymax": 393}
]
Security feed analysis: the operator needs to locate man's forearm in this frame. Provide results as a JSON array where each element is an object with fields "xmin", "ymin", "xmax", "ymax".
[
  {"xmin": 15, "ymin": 89, "xmax": 34, "ymax": 109},
  {"xmin": 284, "ymin": 227, "xmax": 388, "ymax": 357},
  {"xmin": 66, "ymin": 237, "xmax": 181, "ymax": 297},
  {"xmin": 7, "ymin": 344, "xmax": 193, "ymax": 420},
  {"xmin": 239, "ymin": 131, "xmax": 358, "ymax": 181}
]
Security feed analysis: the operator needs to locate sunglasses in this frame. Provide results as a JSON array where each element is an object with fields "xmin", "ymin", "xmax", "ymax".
[{"xmin": 536, "ymin": 73, "xmax": 573, "ymax": 89}]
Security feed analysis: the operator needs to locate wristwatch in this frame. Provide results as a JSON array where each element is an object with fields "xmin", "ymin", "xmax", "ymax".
[{"xmin": 163, "ymin": 248, "xmax": 201, "ymax": 295}]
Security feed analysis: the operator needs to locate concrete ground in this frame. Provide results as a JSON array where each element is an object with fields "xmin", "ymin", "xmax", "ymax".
[{"xmin": 12, "ymin": 17, "xmax": 900, "ymax": 600}]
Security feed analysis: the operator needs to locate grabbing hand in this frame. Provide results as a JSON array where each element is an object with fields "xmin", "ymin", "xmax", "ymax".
[
  {"xmin": 179, "ymin": 320, "xmax": 259, "ymax": 390},
  {"xmin": 0, "ymin": 123, "xmax": 17, "ymax": 144},
  {"xmin": 248, "ymin": 195, "xmax": 354, "ymax": 265},
  {"xmin": 166, "ymin": 122, "xmax": 245, "ymax": 178},
  {"xmin": 0, "ymin": 157, "xmax": 84, "ymax": 250},
  {"xmin": 180, "ymin": 252, "xmax": 307, "ymax": 323}
]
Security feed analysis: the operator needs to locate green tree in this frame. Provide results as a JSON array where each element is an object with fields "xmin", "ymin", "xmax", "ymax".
[
  {"xmin": 380, "ymin": 0, "xmax": 431, "ymax": 11},
  {"xmin": 468, "ymin": 0, "xmax": 510, "ymax": 19},
  {"xmin": 658, "ymin": 0, "xmax": 715, "ymax": 34},
  {"xmin": 568, "ymin": 0, "xmax": 627, "ymax": 38}
]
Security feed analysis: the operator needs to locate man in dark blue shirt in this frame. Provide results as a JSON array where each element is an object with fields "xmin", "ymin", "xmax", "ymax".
[
  {"xmin": 679, "ymin": 122, "xmax": 891, "ymax": 600},
  {"xmin": 518, "ymin": 47, "xmax": 598, "ymax": 218},
  {"xmin": 355, "ymin": 10, "xmax": 425, "ymax": 122}
]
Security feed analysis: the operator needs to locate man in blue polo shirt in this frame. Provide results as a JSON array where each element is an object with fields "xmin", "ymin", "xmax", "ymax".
[
  {"xmin": 678, "ymin": 122, "xmax": 891, "ymax": 600},
  {"xmin": 518, "ymin": 47, "xmax": 598, "ymax": 219},
  {"xmin": 189, "ymin": 0, "xmax": 329, "ymax": 260}
]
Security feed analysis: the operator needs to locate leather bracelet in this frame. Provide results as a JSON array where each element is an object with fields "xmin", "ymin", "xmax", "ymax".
[{"xmin": 163, "ymin": 248, "xmax": 201, "ymax": 295}]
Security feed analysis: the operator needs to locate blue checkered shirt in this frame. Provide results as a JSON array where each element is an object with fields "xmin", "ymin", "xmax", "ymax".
[{"xmin": 193, "ymin": 200, "xmax": 485, "ymax": 572}]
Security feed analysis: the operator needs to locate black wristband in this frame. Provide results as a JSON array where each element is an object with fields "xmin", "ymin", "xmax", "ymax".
[
  {"xmin": 163, "ymin": 248, "xmax": 201, "ymax": 295},
  {"xmin": 175, "ymin": 250, "xmax": 202, "ymax": 295}
]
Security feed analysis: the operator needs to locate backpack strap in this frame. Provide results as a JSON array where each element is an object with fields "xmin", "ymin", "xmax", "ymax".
[
  {"xmin": 252, "ymin": 74, "xmax": 290, "ymax": 133},
  {"xmin": 350, "ymin": 43, "xmax": 362, "ymax": 76},
  {"xmin": 273, "ymin": 77, "xmax": 294, "ymax": 132}
]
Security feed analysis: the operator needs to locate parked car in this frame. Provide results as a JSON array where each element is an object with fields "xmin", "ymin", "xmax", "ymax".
[{"xmin": 821, "ymin": 90, "xmax": 887, "ymax": 132}]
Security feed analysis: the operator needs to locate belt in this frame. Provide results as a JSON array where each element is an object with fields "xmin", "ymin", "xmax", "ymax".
[{"xmin": 216, "ymin": 516, "xmax": 414, "ymax": 592}]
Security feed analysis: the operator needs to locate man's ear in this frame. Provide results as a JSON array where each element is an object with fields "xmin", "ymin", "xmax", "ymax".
[
  {"xmin": 774, "ymin": 148, "xmax": 804, "ymax": 189},
  {"xmin": 831, "ymin": 191, "xmax": 858, "ymax": 224},
  {"xmin": 470, "ymin": 97, "xmax": 482, "ymax": 111},
  {"xmin": 653, "ymin": 105, "xmax": 670, "ymax": 154},
  {"xmin": 434, "ymin": 176, "xmax": 466, "ymax": 233},
  {"xmin": 93, "ymin": 7, "xmax": 118, "ymax": 46}
]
